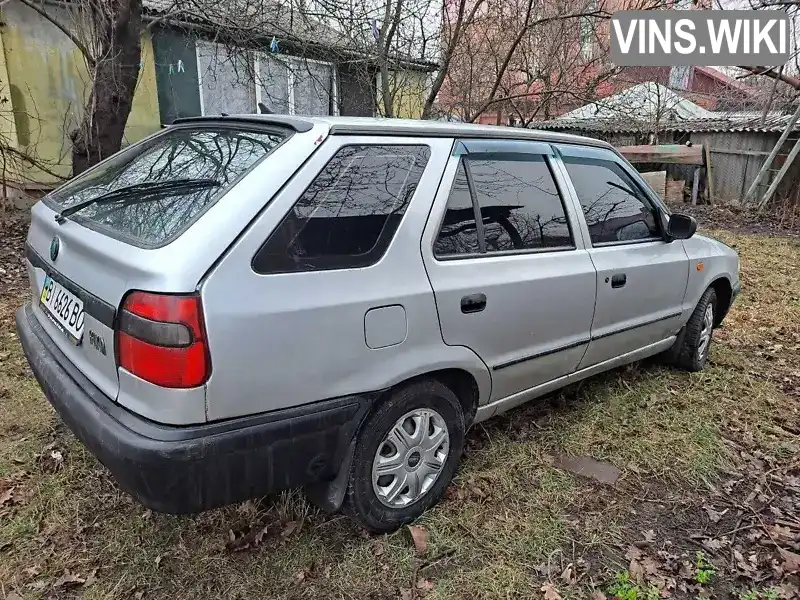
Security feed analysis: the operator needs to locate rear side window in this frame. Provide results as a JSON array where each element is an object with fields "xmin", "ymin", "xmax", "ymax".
[
  {"xmin": 432, "ymin": 161, "xmax": 480, "ymax": 256},
  {"xmin": 46, "ymin": 126, "xmax": 287, "ymax": 247},
  {"xmin": 562, "ymin": 156, "xmax": 660, "ymax": 245},
  {"xmin": 434, "ymin": 153, "xmax": 573, "ymax": 258},
  {"xmin": 253, "ymin": 144, "xmax": 430, "ymax": 274}
]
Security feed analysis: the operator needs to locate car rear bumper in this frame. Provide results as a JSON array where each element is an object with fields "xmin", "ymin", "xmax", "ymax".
[{"xmin": 16, "ymin": 302, "xmax": 373, "ymax": 514}]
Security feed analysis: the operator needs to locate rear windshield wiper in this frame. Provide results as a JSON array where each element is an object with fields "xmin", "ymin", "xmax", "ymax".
[{"xmin": 55, "ymin": 178, "xmax": 222, "ymax": 224}]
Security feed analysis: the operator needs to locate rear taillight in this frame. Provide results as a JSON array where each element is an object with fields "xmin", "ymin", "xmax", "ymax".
[{"xmin": 116, "ymin": 291, "xmax": 210, "ymax": 388}]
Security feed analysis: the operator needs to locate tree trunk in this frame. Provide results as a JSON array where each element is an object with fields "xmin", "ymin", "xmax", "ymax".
[{"xmin": 71, "ymin": 0, "xmax": 143, "ymax": 175}]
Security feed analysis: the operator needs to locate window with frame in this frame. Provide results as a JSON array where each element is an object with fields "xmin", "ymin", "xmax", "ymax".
[
  {"xmin": 434, "ymin": 153, "xmax": 573, "ymax": 257},
  {"xmin": 197, "ymin": 41, "xmax": 256, "ymax": 115},
  {"xmin": 562, "ymin": 156, "xmax": 660, "ymax": 245},
  {"xmin": 259, "ymin": 55, "xmax": 334, "ymax": 116},
  {"xmin": 579, "ymin": 0, "xmax": 598, "ymax": 60},
  {"xmin": 253, "ymin": 145, "xmax": 430, "ymax": 274},
  {"xmin": 196, "ymin": 40, "xmax": 336, "ymax": 116}
]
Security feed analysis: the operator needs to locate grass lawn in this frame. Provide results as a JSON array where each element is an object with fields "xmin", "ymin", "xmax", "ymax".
[{"xmin": 1, "ymin": 222, "xmax": 799, "ymax": 600}]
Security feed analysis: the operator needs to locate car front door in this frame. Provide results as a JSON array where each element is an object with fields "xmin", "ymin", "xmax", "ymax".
[
  {"xmin": 421, "ymin": 139, "xmax": 597, "ymax": 408},
  {"xmin": 554, "ymin": 144, "xmax": 690, "ymax": 369}
]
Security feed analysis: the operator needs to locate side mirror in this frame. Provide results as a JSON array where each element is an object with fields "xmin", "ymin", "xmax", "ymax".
[{"xmin": 666, "ymin": 213, "xmax": 697, "ymax": 240}]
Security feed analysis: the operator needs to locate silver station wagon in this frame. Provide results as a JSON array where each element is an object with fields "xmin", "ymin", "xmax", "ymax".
[{"xmin": 16, "ymin": 116, "xmax": 740, "ymax": 532}]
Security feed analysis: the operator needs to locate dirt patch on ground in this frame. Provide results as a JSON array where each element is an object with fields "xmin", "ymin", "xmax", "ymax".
[{"xmin": 669, "ymin": 202, "xmax": 800, "ymax": 237}]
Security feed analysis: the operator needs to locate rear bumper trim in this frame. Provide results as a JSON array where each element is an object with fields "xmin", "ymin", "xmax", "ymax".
[{"xmin": 16, "ymin": 302, "xmax": 374, "ymax": 514}]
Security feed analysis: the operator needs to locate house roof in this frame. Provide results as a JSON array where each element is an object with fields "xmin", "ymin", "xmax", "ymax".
[
  {"xmin": 143, "ymin": 0, "xmax": 344, "ymax": 48},
  {"xmin": 535, "ymin": 110, "xmax": 800, "ymax": 134},
  {"xmin": 142, "ymin": 0, "xmax": 439, "ymax": 71},
  {"xmin": 693, "ymin": 66, "xmax": 754, "ymax": 95},
  {"xmin": 558, "ymin": 82, "xmax": 714, "ymax": 122}
]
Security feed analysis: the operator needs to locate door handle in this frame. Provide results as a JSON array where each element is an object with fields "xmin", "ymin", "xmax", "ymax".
[
  {"xmin": 461, "ymin": 293, "xmax": 487, "ymax": 314},
  {"xmin": 610, "ymin": 274, "xmax": 627, "ymax": 288}
]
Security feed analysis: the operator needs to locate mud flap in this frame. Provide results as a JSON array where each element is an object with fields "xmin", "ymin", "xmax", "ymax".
[{"xmin": 305, "ymin": 437, "xmax": 356, "ymax": 513}]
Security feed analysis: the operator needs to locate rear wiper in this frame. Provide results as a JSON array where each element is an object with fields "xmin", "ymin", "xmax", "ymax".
[{"xmin": 55, "ymin": 178, "xmax": 221, "ymax": 224}]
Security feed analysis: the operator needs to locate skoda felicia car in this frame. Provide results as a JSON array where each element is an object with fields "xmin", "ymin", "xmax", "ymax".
[{"xmin": 16, "ymin": 116, "xmax": 740, "ymax": 532}]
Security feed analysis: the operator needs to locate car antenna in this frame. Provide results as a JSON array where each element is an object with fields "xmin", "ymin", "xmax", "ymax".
[{"xmin": 258, "ymin": 102, "xmax": 273, "ymax": 114}]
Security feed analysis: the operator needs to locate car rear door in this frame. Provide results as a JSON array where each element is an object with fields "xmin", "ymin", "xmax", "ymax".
[
  {"xmin": 421, "ymin": 139, "xmax": 596, "ymax": 409},
  {"xmin": 554, "ymin": 144, "xmax": 690, "ymax": 368}
]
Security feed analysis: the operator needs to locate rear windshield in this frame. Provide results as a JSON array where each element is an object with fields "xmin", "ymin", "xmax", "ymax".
[{"xmin": 45, "ymin": 125, "xmax": 288, "ymax": 247}]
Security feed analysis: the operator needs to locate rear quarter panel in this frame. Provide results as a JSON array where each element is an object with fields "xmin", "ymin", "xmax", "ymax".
[
  {"xmin": 25, "ymin": 122, "xmax": 329, "ymax": 425},
  {"xmin": 199, "ymin": 136, "xmax": 491, "ymax": 421}
]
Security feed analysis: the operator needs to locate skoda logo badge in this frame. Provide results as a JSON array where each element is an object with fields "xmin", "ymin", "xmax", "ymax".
[{"xmin": 49, "ymin": 236, "xmax": 60, "ymax": 262}]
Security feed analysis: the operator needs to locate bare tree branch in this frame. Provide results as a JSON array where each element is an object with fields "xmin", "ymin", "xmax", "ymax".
[{"xmin": 739, "ymin": 65, "xmax": 800, "ymax": 90}]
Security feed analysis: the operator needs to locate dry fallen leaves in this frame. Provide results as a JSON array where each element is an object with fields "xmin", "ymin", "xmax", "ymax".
[
  {"xmin": 769, "ymin": 524, "xmax": 799, "ymax": 545},
  {"xmin": 626, "ymin": 546, "xmax": 646, "ymax": 583},
  {"xmin": 225, "ymin": 523, "xmax": 271, "ymax": 552},
  {"xmin": 733, "ymin": 549, "xmax": 757, "ymax": 577},
  {"xmin": 781, "ymin": 548, "xmax": 800, "ymax": 573},
  {"xmin": 641, "ymin": 556, "xmax": 662, "ymax": 577},
  {"xmin": 281, "ymin": 520, "xmax": 300, "ymax": 539},
  {"xmin": 541, "ymin": 582, "xmax": 562, "ymax": 600},
  {"xmin": 0, "ymin": 486, "xmax": 13, "ymax": 506},
  {"xmin": 54, "ymin": 570, "xmax": 86, "ymax": 589},
  {"xmin": 702, "ymin": 537, "xmax": 724, "ymax": 551},
  {"xmin": 407, "ymin": 524, "xmax": 429, "ymax": 556},
  {"xmin": 703, "ymin": 505, "xmax": 727, "ymax": 523},
  {"xmin": 22, "ymin": 565, "xmax": 42, "ymax": 578},
  {"xmin": 470, "ymin": 484, "xmax": 487, "ymax": 499},
  {"xmin": 560, "ymin": 563, "xmax": 576, "ymax": 585}
]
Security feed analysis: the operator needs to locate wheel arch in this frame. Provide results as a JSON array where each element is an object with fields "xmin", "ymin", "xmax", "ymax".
[
  {"xmin": 384, "ymin": 368, "xmax": 481, "ymax": 428},
  {"xmin": 708, "ymin": 276, "xmax": 733, "ymax": 326}
]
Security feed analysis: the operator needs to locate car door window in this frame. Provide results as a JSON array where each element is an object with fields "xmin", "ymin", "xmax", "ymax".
[
  {"xmin": 434, "ymin": 152, "xmax": 573, "ymax": 258},
  {"xmin": 470, "ymin": 154, "xmax": 572, "ymax": 252},
  {"xmin": 562, "ymin": 156, "xmax": 660, "ymax": 245},
  {"xmin": 253, "ymin": 144, "xmax": 430, "ymax": 273},
  {"xmin": 433, "ymin": 160, "xmax": 481, "ymax": 257}
]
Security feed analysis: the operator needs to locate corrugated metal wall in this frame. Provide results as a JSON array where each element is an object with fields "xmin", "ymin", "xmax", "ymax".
[
  {"xmin": 543, "ymin": 126, "xmax": 800, "ymax": 204},
  {"xmin": 680, "ymin": 131, "xmax": 800, "ymax": 204}
]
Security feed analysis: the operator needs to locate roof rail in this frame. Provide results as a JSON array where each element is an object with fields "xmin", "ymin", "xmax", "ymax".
[{"xmin": 171, "ymin": 115, "xmax": 314, "ymax": 133}]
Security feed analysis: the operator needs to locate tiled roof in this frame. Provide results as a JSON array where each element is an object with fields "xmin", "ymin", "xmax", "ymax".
[
  {"xmin": 557, "ymin": 82, "xmax": 713, "ymax": 121},
  {"xmin": 533, "ymin": 112, "xmax": 798, "ymax": 134},
  {"xmin": 535, "ymin": 82, "xmax": 794, "ymax": 133}
]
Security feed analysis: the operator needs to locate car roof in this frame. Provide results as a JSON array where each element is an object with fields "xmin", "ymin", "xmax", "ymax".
[{"xmin": 171, "ymin": 115, "xmax": 613, "ymax": 149}]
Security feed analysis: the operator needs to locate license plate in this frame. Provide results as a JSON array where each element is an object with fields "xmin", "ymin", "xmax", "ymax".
[{"xmin": 40, "ymin": 275, "xmax": 85, "ymax": 344}]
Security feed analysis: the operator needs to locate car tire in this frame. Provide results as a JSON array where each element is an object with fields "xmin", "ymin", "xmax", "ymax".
[
  {"xmin": 343, "ymin": 379, "xmax": 465, "ymax": 533},
  {"xmin": 669, "ymin": 287, "xmax": 717, "ymax": 372}
]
